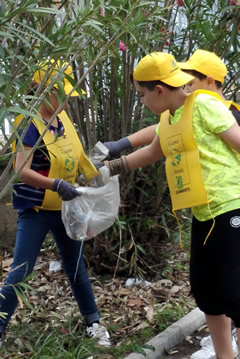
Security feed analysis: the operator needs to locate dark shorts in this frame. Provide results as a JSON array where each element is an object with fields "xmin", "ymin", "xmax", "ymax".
[{"xmin": 190, "ymin": 209, "xmax": 240, "ymax": 327}]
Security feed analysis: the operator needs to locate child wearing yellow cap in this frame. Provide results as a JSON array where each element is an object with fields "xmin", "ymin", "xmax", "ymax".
[
  {"xmin": 180, "ymin": 48, "xmax": 227, "ymax": 86},
  {"xmin": 179, "ymin": 49, "xmax": 240, "ymax": 124},
  {"xmin": 105, "ymin": 51, "xmax": 240, "ymax": 358},
  {"xmin": 104, "ymin": 49, "xmax": 240, "ymax": 159},
  {"xmin": 0, "ymin": 60, "xmax": 111, "ymax": 348}
]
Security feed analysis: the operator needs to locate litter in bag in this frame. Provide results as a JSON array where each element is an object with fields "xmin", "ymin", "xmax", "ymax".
[
  {"xmin": 62, "ymin": 173, "xmax": 120, "ymax": 240},
  {"xmin": 62, "ymin": 157, "xmax": 120, "ymax": 240}
]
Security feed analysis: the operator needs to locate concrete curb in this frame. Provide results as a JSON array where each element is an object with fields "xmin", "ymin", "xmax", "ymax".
[{"xmin": 123, "ymin": 307, "xmax": 206, "ymax": 359}]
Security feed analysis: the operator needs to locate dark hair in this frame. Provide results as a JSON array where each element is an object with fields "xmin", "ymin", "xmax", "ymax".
[
  {"xmin": 130, "ymin": 73, "xmax": 177, "ymax": 91},
  {"xmin": 183, "ymin": 69, "xmax": 222, "ymax": 89}
]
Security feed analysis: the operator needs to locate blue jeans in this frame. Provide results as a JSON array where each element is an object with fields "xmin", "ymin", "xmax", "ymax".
[{"xmin": 0, "ymin": 208, "xmax": 99, "ymax": 332}]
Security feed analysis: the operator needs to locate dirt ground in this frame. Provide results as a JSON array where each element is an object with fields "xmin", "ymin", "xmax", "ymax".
[
  {"xmin": 0, "ymin": 167, "xmax": 212, "ymax": 358},
  {"xmin": 161, "ymin": 327, "xmax": 239, "ymax": 359},
  {"xmin": 160, "ymin": 327, "xmax": 209, "ymax": 358}
]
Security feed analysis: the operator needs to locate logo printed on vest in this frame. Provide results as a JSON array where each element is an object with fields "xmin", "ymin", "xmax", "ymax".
[
  {"xmin": 65, "ymin": 158, "xmax": 75, "ymax": 172},
  {"xmin": 171, "ymin": 148, "xmax": 181, "ymax": 167},
  {"xmin": 230, "ymin": 216, "xmax": 240, "ymax": 228},
  {"xmin": 176, "ymin": 176, "xmax": 183, "ymax": 189}
]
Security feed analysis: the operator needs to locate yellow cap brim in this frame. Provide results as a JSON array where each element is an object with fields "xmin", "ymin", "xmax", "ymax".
[
  {"xmin": 177, "ymin": 61, "xmax": 195, "ymax": 71},
  {"xmin": 32, "ymin": 64, "xmax": 86, "ymax": 97},
  {"xmin": 133, "ymin": 61, "xmax": 194, "ymax": 87},
  {"xmin": 64, "ymin": 83, "xmax": 86, "ymax": 97},
  {"xmin": 162, "ymin": 70, "xmax": 194, "ymax": 87}
]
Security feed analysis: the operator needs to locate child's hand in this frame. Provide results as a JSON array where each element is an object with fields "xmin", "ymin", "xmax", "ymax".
[
  {"xmin": 103, "ymin": 137, "xmax": 131, "ymax": 159},
  {"xmin": 104, "ymin": 155, "xmax": 129, "ymax": 176},
  {"xmin": 52, "ymin": 179, "xmax": 81, "ymax": 201}
]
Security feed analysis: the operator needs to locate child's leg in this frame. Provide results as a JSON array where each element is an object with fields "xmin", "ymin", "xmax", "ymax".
[
  {"xmin": 206, "ymin": 314, "xmax": 234, "ymax": 359},
  {"xmin": 50, "ymin": 213, "xmax": 99, "ymax": 324},
  {"xmin": 191, "ymin": 212, "xmax": 240, "ymax": 358}
]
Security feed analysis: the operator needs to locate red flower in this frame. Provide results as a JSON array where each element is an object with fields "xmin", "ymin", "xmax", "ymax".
[
  {"xmin": 177, "ymin": 0, "xmax": 184, "ymax": 6},
  {"xmin": 229, "ymin": 0, "xmax": 237, "ymax": 4},
  {"xmin": 100, "ymin": 7, "xmax": 105, "ymax": 16},
  {"xmin": 160, "ymin": 27, "xmax": 167, "ymax": 33},
  {"xmin": 119, "ymin": 41, "xmax": 126, "ymax": 52}
]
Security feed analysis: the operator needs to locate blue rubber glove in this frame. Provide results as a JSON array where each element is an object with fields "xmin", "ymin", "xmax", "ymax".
[
  {"xmin": 52, "ymin": 179, "xmax": 81, "ymax": 201},
  {"xmin": 103, "ymin": 137, "xmax": 132, "ymax": 159},
  {"xmin": 92, "ymin": 161, "xmax": 105, "ymax": 170}
]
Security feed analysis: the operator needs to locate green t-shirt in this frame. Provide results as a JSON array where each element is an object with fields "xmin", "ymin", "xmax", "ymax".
[{"xmin": 156, "ymin": 93, "xmax": 240, "ymax": 221}]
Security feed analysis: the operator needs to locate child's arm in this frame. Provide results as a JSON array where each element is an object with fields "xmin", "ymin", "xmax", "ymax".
[
  {"xmin": 104, "ymin": 125, "xmax": 157, "ymax": 159},
  {"xmin": 127, "ymin": 124, "xmax": 158, "ymax": 148},
  {"xmin": 219, "ymin": 122, "xmax": 240, "ymax": 153},
  {"xmin": 126, "ymin": 133, "xmax": 163, "ymax": 170},
  {"xmin": 15, "ymin": 145, "xmax": 55, "ymax": 189},
  {"xmin": 15, "ymin": 145, "xmax": 80, "ymax": 201},
  {"xmin": 105, "ymin": 134, "xmax": 164, "ymax": 176}
]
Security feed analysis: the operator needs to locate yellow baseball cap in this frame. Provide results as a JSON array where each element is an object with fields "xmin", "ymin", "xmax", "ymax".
[
  {"xmin": 133, "ymin": 52, "xmax": 194, "ymax": 87},
  {"xmin": 33, "ymin": 59, "xmax": 86, "ymax": 96},
  {"xmin": 178, "ymin": 49, "xmax": 227, "ymax": 84}
]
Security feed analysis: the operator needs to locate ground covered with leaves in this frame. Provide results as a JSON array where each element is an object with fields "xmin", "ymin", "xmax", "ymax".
[{"xmin": 0, "ymin": 236, "xmax": 196, "ymax": 359}]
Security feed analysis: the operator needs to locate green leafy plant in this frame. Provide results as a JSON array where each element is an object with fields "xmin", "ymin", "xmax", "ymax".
[{"xmin": 1, "ymin": 0, "xmax": 239, "ymax": 294}]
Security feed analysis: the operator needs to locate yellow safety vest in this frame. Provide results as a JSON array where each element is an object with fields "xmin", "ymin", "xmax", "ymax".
[
  {"xmin": 159, "ymin": 89, "xmax": 233, "ymax": 212},
  {"xmin": 222, "ymin": 100, "xmax": 240, "ymax": 112},
  {"xmin": 13, "ymin": 111, "xmax": 98, "ymax": 210}
]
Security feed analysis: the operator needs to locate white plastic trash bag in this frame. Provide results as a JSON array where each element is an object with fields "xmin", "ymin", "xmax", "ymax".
[{"xmin": 62, "ymin": 172, "xmax": 120, "ymax": 241}]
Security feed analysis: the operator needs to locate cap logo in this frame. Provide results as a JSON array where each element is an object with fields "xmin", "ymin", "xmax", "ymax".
[{"xmin": 169, "ymin": 59, "xmax": 179, "ymax": 73}]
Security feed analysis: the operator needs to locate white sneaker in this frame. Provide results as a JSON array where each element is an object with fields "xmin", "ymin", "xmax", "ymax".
[
  {"xmin": 191, "ymin": 346, "xmax": 216, "ymax": 359},
  {"xmin": 201, "ymin": 335, "xmax": 238, "ymax": 356},
  {"xmin": 200, "ymin": 335, "xmax": 212, "ymax": 347},
  {"xmin": 192, "ymin": 335, "xmax": 238, "ymax": 359},
  {"xmin": 86, "ymin": 323, "xmax": 111, "ymax": 347},
  {"xmin": 233, "ymin": 337, "xmax": 239, "ymax": 357}
]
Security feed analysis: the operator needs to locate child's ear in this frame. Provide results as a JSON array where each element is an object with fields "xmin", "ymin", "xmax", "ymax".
[
  {"xmin": 206, "ymin": 76, "xmax": 215, "ymax": 85},
  {"xmin": 155, "ymin": 84, "xmax": 164, "ymax": 95}
]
